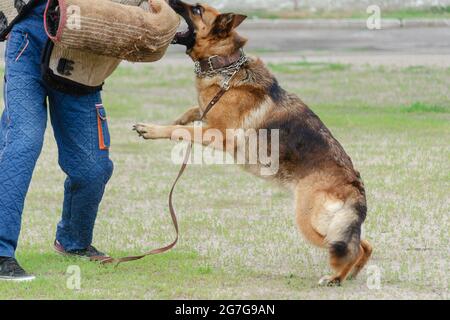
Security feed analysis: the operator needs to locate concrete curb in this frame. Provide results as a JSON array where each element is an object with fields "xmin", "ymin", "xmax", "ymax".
[{"xmin": 242, "ymin": 18, "xmax": 450, "ymax": 30}]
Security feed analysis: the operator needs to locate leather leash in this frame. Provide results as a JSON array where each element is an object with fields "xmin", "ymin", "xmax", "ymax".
[
  {"xmin": 101, "ymin": 85, "xmax": 228, "ymax": 266},
  {"xmin": 101, "ymin": 50, "xmax": 246, "ymax": 266}
]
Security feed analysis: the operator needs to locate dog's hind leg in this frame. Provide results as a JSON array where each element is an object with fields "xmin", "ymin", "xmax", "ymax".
[
  {"xmin": 348, "ymin": 239, "xmax": 373, "ymax": 280},
  {"xmin": 320, "ymin": 238, "xmax": 363, "ymax": 287},
  {"xmin": 295, "ymin": 189, "xmax": 327, "ymax": 248},
  {"xmin": 295, "ymin": 181, "xmax": 367, "ymax": 286},
  {"xmin": 318, "ymin": 202, "xmax": 366, "ymax": 286}
]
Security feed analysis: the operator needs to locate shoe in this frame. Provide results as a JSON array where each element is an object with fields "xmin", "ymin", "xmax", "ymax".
[
  {"xmin": 0, "ymin": 257, "xmax": 36, "ymax": 282},
  {"xmin": 54, "ymin": 240, "xmax": 110, "ymax": 262}
]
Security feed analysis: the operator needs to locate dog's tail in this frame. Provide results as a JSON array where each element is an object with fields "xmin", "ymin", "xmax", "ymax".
[{"xmin": 326, "ymin": 200, "xmax": 367, "ymax": 263}]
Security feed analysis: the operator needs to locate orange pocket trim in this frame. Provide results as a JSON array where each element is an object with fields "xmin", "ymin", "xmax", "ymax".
[{"xmin": 96, "ymin": 104, "xmax": 109, "ymax": 150}]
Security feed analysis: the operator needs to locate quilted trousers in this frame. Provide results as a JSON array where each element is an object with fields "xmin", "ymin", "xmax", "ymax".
[{"xmin": 0, "ymin": 2, "xmax": 114, "ymax": 257}]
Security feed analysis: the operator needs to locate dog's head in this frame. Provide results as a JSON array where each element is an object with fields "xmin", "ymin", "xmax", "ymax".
[{"xmin": 169, "ymin": 0, "xmax": 247, "ymax": 60}]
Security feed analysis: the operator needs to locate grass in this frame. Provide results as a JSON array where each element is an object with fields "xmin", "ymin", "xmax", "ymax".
[
  {"xmin": 243, "ymin": 7, "xmax": 450, "ymax": 20},
  {"xmin": 0, "ymin": 60, "xmax": 448, "ymax": 299},
  {"xmin": 403, "ymin": 102, "xmax": 448, "ymax": 114},
  {"xmin": 268, "ymin": 61, "xmax": 351, "ymax": 74}
]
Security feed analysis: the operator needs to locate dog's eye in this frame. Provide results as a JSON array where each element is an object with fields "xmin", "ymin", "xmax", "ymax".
[{"xmin": 192, "ymin": 6, "xmax": 202, "ymax": 16}]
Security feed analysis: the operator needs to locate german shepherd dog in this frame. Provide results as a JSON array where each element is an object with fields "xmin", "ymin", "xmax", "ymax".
[{"xmin": 134, "ymin": 0, "xmax": 373, "ymax": 286}]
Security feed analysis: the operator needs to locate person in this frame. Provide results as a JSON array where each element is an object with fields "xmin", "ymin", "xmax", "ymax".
[{"xmin": 0, "ymin": 0, "xmax": 113, "ymax": 281}]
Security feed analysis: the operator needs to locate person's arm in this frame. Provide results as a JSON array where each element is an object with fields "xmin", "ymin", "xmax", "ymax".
[{"xmin": 0, "ymin": 0, "xmax": 41, "ymax": 42}]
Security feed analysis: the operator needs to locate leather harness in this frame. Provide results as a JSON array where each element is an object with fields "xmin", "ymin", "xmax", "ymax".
[{"xmin": 102, "ymin": 50, "xmax": 247, "ymax": 266}]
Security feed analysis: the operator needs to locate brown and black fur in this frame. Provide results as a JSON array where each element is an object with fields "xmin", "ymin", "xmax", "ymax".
[{"xmin": 134, "ymin": 0, "xmax": 373, "ymax": 286}]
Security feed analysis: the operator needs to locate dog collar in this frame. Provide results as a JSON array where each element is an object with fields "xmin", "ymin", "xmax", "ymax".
[{"xmin": 194, "ymin": 49, "xmax": 247, "ymax": 78}]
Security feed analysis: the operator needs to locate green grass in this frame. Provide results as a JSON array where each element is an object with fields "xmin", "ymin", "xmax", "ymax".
[
  {"xmin": 0, "ymin": 61, "xmax": 448, "ymax": 299},
  {"xmin": 382, "ymin": 6, "xmax": 450, "ymax": 19},
  {"xmin": 243, "ymin": 6, "xmax": 450, "ymax": 20},
  {"xmin": 268, "ymin": 61, "xmax": 351, "ymax": 74},
  {"xmin": 403, "ymin": 102, "xmax": 449, "ymax": 114}
]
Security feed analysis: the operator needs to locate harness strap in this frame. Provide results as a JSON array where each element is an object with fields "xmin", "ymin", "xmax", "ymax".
[{"xmin": 101, "ymin": 87, "xmax": 228, "ymax": 266}]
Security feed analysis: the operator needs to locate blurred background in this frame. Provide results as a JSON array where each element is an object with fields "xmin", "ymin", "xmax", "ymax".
[
  {"xmin": 2, "ymin": 0, "xmax": 450, "ymax": 61},
  {"xmin": 206, "ymin": 0, "xmax": 450, "ymax": 17},
  {"xmin": 157, "ymin": 0, "xmax": 450, "ymax": 67}
]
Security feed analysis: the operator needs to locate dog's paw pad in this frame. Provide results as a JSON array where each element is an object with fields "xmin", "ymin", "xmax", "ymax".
[
  {"xmin": 318, "ymin": 276, "xmax": 341, "ymax": 287},
  {"xmin": 133, "ymin": 124, "xmax": 149, "ymax": 137},
  {"xmin": 133, "ymin": 124, "xmax": 162, "ymax": 140}
]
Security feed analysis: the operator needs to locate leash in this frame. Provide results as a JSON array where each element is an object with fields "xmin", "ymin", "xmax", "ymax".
[{"xmin": 101, "ymin": 76, "xmax": 234, "ymax": 266}]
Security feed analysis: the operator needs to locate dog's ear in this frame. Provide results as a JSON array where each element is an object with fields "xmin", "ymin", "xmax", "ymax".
[{"xmin": 212, "ymin": 13, "xmax": 247, "ymax": 37}]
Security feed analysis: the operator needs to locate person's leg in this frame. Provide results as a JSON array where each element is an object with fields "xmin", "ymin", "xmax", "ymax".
[
  {"xmin": 49, "ymin": 90, "xmax": 113, "ymax": 252},
  {"xmin": 0, "ymin": 16, "xmax": 48, "ymax": 258}
]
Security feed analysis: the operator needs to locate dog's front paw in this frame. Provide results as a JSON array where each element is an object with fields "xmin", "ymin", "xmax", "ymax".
[{"xmin": 133, "ymin": 123, "xmax": 166, "ymax": 140}]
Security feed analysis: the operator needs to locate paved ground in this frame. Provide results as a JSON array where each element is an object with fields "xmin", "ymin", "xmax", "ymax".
[
  {"xmin": 238, "ymin": 24, "xmax": 450, "ymax": 54},
  {"xmin": 1, "ymin": 21, "xmax": 450, "ymax": 67},
  {"xmin": 161, "ymin": 23, "xmax": 450, "ymax": 67}
]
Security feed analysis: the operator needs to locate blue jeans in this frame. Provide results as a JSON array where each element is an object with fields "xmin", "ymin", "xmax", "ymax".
[{"xmin": 0, "ymin": 2, "xmax": 114, "ymax": 257}]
